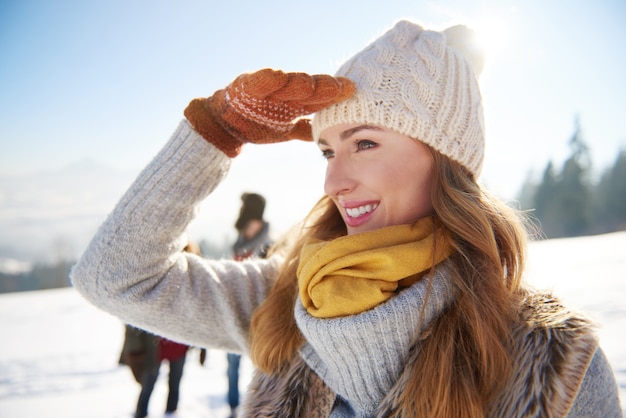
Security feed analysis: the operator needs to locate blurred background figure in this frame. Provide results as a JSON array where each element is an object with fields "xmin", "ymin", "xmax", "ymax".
[
  {"xmin": 232, "ymin": 193, "xmax": 272, "ymax": 261},
  {"xmin": 227, "ymin": 192, "xmax": 272, "ymax": 417},
  {"xmin": 120, "ymin": 325, "xmax": 189, "ymax": 418}
]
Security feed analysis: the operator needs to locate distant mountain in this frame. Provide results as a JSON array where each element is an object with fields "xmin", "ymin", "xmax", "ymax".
[{"xmin": 0, "ymin": 160, "xmax": 138, "ymax": 263}]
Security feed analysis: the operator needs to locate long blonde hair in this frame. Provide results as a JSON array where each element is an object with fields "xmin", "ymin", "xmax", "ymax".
[
  {"xmin": 249, "ymin": 197, "xmax": 343, "ymax": 372},
  {"xmin": 249, "ymin": 149, "xmax": 529, "ymax": 416},
  {"xmin": 393, "ymin": 151, "xmax": 528, "ymax": 417}
]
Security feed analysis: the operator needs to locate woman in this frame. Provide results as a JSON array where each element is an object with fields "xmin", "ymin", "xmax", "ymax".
[{"xmin": 72, "ymin": 20, "xmax": 621, "ymax": 417}]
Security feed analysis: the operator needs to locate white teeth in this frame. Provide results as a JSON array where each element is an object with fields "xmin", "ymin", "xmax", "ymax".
[{"xmin": 346, "ymin": 204, "xmax": 377, "ymax": 218}]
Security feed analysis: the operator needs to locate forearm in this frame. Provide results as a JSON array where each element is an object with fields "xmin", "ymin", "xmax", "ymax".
[{"xmin": 71, "ymin": 119, "xmax": 277, "ymax": 352}]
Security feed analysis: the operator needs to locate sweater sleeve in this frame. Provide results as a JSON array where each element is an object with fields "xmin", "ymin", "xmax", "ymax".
[
  {"xmin": 70, "ymin": 119, "xmax": 281, "ymax": 354},
  {"xmin": 567, "ymin": 347, "xmax": 623, "ymax": 418}
]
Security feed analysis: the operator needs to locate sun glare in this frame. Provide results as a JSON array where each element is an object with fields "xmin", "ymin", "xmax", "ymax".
[
  {"xmin": 477, "ymin": 16, "xmax": 510, "ymax": 55},
  {"xmin": 472, "ymin": 15, "xmax": 513, "ymax": 75}
]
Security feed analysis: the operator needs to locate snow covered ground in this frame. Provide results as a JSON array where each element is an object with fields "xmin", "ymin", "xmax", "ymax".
[{"xmin": 1, "ymin": 232, "xmax": 624, "ymax": 417}]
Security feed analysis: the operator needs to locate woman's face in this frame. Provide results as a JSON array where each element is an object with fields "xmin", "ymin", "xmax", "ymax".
[{"xmin": 319, "ymin": 123, "xmax": 435, "ymax": 235}]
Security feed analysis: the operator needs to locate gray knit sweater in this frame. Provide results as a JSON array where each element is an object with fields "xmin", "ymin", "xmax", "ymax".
[
  {"xmin": 72, "ymin": 120, "xmax": 280, "ymax": 353},
  {"xmin": 71, "ymin": 120, "xmax": 622, "ymax": 417}
]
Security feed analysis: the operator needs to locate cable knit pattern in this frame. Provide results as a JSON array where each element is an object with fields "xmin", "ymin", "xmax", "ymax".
[
  {"xmin": 312, "ymin": 20, "xmax": 486, "ymax": 177},
  {"xmin": 295, "ymin": 268, "xmax": 456, "ymax": 416}
]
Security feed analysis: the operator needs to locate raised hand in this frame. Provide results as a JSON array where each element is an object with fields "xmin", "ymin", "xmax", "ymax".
[{"xmin": 184, "ymin": 68, "xmax": 355, "ymax": 157}]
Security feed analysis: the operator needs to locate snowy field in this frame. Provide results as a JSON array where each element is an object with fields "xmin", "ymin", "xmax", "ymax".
[{"xmin": 0, "ymin": 232, "xmax": 624, "ymax": 418}]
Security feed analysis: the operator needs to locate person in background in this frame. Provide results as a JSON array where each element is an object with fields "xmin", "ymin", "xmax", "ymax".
[
  {"xmin": 120, "ymin": 325, "xmax": 189, "ymax": 418},
  {"xmin": 227, "ymin": 192, "xmax": 272, "ymax": 417},
  {"xmin": 73, "ymin": 18, "xmax": 621, "ymax": 417},
  {"xmin": 233, "ymin": 193, "xmax": 272, "ymax": 261}
]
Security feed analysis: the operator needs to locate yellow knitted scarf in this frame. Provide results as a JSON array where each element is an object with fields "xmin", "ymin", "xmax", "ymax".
[{"xmin": 297, "ymin": 217, "xmax": 454, "ymax": 318}]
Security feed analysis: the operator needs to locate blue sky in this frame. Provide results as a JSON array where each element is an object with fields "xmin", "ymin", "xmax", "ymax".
[{"xmin": 1, "ymin": 0, "xmax": 625, "ymax": 259}]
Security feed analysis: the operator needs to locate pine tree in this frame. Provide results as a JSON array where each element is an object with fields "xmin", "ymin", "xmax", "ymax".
[
  {"xmin": 595, "ymin": 150, "xmax": 626, "ymax": 232},
  {"xmin": 558, "ymin": 118, "xmax": 591, "ymax": 236},
  {"xmin": 530, "ymin": 117, "xmax": 592, "ymax": 238},
  {"xmin": 533, "ymin": 161, "xmax": 559, "ymax": 237}
]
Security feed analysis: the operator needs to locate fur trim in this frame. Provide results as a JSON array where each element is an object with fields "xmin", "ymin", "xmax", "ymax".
[
  {"xmin": 241, "ymin": 289, "xmax": 597, "ymax": 417},
  {"xmin": 240, "ymin": 356, "xmax": 335, "ymax": 417},
  {"xmin": 486, "ymin": 291, "xmax": 598, "ymax": 417}
]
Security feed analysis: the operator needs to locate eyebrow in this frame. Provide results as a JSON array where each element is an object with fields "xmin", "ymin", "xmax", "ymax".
[{"xmin": 318, "ymin": 125, "xmax": 384, "ymax": 145}]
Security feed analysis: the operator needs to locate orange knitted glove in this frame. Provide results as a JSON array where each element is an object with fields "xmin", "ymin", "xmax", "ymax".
[{"xmin": 184, "ymin": 68, "xmax": 355, "ymax": 157}]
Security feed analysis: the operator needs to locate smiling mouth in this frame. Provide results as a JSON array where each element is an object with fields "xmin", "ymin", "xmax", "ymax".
[{"xmin": 345, "ymin": 203, "xmax": 378, "ymax": 218}]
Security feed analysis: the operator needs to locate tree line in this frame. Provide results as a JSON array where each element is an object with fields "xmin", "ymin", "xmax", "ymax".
[
  {"xmin": 518, "ymin": 117, "xmax": 626, "ymax": 239},
  {"xmin": 0, "ymin": 260, "xmax": 73, "ymax": 294}
]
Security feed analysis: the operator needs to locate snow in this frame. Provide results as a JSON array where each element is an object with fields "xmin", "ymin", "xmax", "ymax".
[
  {"xmin": 0, "ymin": 288, "xmax": 254, "ymax": 418},
  {"xmin": 0, "ymin": 232, "xmax": 624, "ymax": 417}
]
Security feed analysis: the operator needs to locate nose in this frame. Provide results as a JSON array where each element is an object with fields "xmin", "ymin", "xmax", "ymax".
[{"xmin": 324, "ymin": 156, "xmax": 357, "ymax": 198}]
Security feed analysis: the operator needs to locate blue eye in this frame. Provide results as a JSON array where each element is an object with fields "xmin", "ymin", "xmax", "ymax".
[{"xmin": 355, "ymin": 140, "xmax": 376, "ymax": 151}]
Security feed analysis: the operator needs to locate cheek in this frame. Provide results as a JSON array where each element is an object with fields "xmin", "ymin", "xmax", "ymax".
[
  {"xmin": 365, "ymin": 159, "xmax": 424, "ymax": 197},
  {"xmin": 363, "ymin": 164, "xmax": 396, "ymax": 192},
  {"xmin": 398, "ymin": 164, "xmax": 434, "ymax": 213}
]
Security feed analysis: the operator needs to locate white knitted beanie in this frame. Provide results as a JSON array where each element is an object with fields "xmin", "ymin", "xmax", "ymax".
[{"xmin": 312, "ymin": 20, "xmax": 486, "ymax": 177}]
